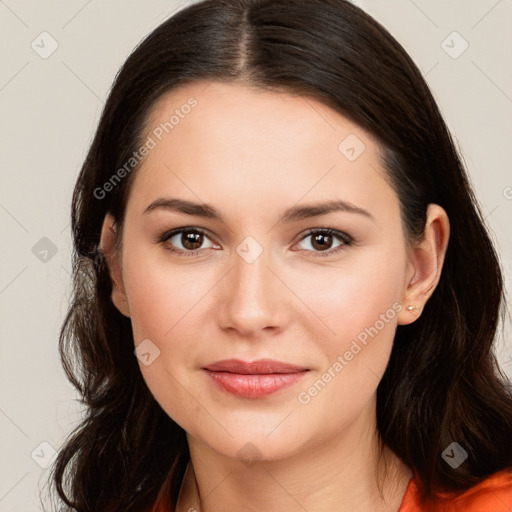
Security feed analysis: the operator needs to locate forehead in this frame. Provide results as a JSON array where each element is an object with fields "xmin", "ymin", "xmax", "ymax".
[
  {"xmin": 129, "ymin": 80, "xmax": 396, "ymax": 224},
  {"xmin": 143, "ymin": 80, "xmax": 375, "ymax": 155}
]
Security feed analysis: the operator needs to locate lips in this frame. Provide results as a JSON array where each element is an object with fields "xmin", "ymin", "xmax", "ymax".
[
  {"xmin": 202, "ymin": 359, "xmax": 310, "ymax": 398},
  {"xmin": 202, "ymin": 358, "xmax": 308, "ymax": 374}
]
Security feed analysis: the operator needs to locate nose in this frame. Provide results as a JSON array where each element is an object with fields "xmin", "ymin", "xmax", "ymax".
[{"xmin": 216, "ymin": 240, "xmax": 288, "ymax": 337}]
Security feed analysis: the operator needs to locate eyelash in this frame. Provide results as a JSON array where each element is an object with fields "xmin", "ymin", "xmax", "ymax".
[{"xmin": 157, "ymin": 227, "xmax": 353, "ymax": 258}]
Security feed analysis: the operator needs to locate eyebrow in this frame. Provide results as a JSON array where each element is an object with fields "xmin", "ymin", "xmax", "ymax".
[{"xmin": 143, "ymin": 198, "xmax": 375, "ymax": 223}]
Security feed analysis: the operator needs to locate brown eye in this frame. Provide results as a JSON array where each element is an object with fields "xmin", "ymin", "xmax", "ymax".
[
  {"xmin": 311, "ymin": 232, "xmax": 334, "ymax": 251},
  {"xmin": 180, "ymin": 231, "xmax": 203, "ymax": 250},
  {"xmin": 159, "ymin": 228, "xmax": 217, "ymax": 256},
  {"xmin": 296, "ymin": 228, "xmax": 352, "ymax": 257}
]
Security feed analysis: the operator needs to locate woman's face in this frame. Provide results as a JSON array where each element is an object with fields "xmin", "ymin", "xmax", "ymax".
[{"xmin": 105, "ymin": 80, "xmax": 419, "ymax": 462}]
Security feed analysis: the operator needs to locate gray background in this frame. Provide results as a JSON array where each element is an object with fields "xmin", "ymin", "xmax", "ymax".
[{"xmin": 1, "ymin": 0, "xmax": 511, "ymax": 509}]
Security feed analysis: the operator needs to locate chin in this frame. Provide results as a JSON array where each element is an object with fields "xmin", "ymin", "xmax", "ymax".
[{"xmin": 186, "ymin": 424, "xmax": 313, "ymax": 465}]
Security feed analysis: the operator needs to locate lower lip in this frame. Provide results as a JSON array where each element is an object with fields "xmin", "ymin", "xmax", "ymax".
[{"xmin": 203, "ymin": 369, "xmax": 309, "ymax": 398}]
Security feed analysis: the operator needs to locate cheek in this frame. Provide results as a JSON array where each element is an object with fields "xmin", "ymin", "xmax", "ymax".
[
  {"xmin": 300, "ymin": 245, "xmax": 405, "ymax": 399},
  {"xmin": 305, "ymin": 244, "xmax": 405, "ymax": 340},
  {"xmin": 122, "ymin": 249, "xmax": 206, "ymax": 343},
  {"xmin": 121, "ymin": 251, "xmax": 207, "ymax": 426},
  {"xmin": 295, "ymin": 293, "xmax": 400, "ymax": 430}
]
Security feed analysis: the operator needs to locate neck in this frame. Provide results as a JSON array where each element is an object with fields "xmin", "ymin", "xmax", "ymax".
[{"xmin": 176, "ymin": 402, "xmax": 412, "ymax": 512}]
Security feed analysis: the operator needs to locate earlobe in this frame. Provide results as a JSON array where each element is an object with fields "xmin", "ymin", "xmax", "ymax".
[
  {"xmin": 397, "ymin": 204, "xmax": 450, "ymax": 326},
  {"xmin": 99, "ymin": 213, "xmax": 131, "ymax": 318}
]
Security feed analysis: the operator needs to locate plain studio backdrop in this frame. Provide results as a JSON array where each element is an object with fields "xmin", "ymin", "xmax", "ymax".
[{"xmin": 0, "ymin": 0, "xmax": 511, "ymax": 510}]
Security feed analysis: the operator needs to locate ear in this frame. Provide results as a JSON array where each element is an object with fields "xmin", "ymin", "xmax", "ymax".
[
  {"xmin": 99, "ymin": 212, "xmax": 131, "ymax": 318},
  {"xmin": 397, "ymin": 204, "xmax": 450, "ymax": 325}
]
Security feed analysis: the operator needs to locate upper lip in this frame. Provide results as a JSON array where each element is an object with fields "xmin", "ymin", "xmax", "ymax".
[{"xmin": 203, "ymin": 358, "xmax": 309, "ymax": 374}]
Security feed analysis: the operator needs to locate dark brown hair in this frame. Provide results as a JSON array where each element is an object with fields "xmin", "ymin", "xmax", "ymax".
[{"xmin": 48, "ymin": 0, "xmax": 512, "ymax": 510}]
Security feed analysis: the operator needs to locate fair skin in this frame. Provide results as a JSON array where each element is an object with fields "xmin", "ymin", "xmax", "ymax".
[{"xmin": 100, "ymin": 81, "xmax": 450, "ymax": 511}]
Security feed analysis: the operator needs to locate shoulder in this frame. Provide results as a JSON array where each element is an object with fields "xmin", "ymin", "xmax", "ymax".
[{"xmin": 399, "ymin": 468, "xmax": 512, "ymax": 512}]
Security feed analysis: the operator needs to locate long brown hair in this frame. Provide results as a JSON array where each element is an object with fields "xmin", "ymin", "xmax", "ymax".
[{"xmin": 49, "ymin": 0, "xmax": 512, "ymax": 510}]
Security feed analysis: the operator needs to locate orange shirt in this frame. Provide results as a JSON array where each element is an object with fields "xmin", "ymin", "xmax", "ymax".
[
  {"xmin": 398, "ymin": 469, "xmax": 512, "ymax": 511},
  {"xmin": 150, "ymin": 468, "xmax": 512, "ymax": 511}
]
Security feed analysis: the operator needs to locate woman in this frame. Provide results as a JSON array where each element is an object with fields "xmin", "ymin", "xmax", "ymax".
[{"xmin": 50, "ymin": 0, "xmax": 512, "ymax": 510}]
